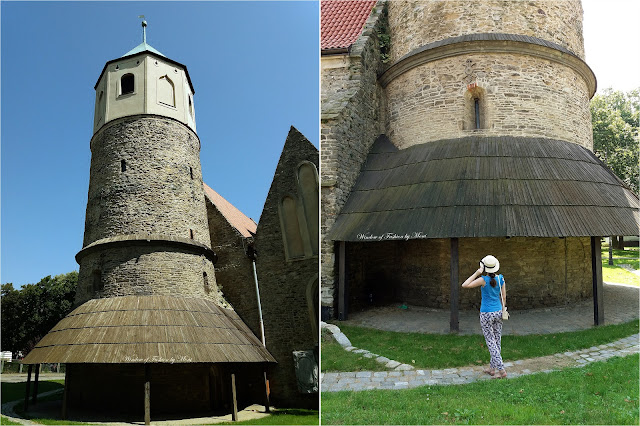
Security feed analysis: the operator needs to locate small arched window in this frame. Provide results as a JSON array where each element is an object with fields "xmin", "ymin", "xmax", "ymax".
[
  {"xmin": 121, "ymin": 74, "xmax": 135, "ymax": 95},
  {"xmin": 281, "ymin": 196, "xmax": 305, "ymax": 259},
  {"xmin": 203, "ymin": 272, "xmax": 210, "ymax": 294},
  {"xmin": 465, "ymin": 85, "xmax": 487, "ymax": 131}
]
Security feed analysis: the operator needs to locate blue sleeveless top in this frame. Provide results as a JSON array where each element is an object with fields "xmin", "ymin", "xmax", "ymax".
[{"xmin": 480, "ymin": 274, "xmax": 503, "ymax": 312}]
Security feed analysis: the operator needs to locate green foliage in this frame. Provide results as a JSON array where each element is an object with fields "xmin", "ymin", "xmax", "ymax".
[
  {"xmin": 0, "ymin": 415, "xmax": 22, "ymax": 425},
  {"xmin": 322, "ymin": 355, "xmax": 639, "ymax": 425},
  {"xmin": 325, "ymin": 320, "xmax": 638, "ymax": 371},
  {"xmin": 1, "ymin": 272, "xmax": 78, "ymax": 356},
  {"xmin": 376, "ymin": 3, "xmax": 391, "ymax": 63},
  {"xmin": 590, "ymin": 88, "xmax": 639, "ymax": 194}
]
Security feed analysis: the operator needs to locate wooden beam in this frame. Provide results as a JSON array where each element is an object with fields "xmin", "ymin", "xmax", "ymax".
[
  {"xmin": 24, "ymin": 364, "xmax": 32, "ymax": 411},
  {"xmin": 144, "ymin": 364, "xmax": 151, "ymax": 425},
  {"xmin": 263, "ymin": 368, "xmax": 271, "ymax": 413},
  {"xmin": 591, "ymin": 237, "xmax": 605, "ymax": 325},
  {"xmin": 450, "ymin": 238, "xmax": 460, "ymax": 333},
  {"xmin": 32, "ymin": 364, "xmax": 40, "ymax": 404},
  {"xmin": 61, "ymin": 367, "xmax": 69, "ymax": 420},
  {"xmin": 231, "ymin": 373, "xmax": 238, "ymax": 422},
  {"xmin": 338, "ymin": 241, "xmax": 348, "ymax": 320}
]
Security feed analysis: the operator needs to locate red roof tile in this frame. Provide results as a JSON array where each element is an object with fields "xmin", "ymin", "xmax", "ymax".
[
  {"xmin": 203, "ymin": 183, "xmax": 257, "ymax": 238},
  {"xmin": 321, "ymin": 0, "xmax": 376, "ymax": 50}
]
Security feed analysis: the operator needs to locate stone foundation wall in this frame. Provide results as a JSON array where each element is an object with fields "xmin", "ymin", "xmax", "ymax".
[
  {"xmin": 67, "ymin": 363, "xmax": 267, "ymax": 415},
  {"xmin": 387, "ymin": 0, "xmax": 585, "ymax": 62},
  {"xmin": 321, "ymin": 4, "xmax": 386, "ymax": 317},
  {"xmin": 385, "ymin": 53, "xmax": 593, "ymax": 149},
  {"xmin": 345, "ymin": 237, "xmax": 592, "ymax": 312}
]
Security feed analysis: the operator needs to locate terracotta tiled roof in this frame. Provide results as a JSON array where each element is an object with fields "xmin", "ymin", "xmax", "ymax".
[
  {"xmin": 203, "ymin": 183, "xmax": 257, "ymax": 238},
  {"xmin": 321, "ymin": 0, "xmax": 376, "ymax": 50}
]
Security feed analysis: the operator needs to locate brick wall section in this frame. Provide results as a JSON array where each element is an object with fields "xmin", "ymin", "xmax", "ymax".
[
  {"xmin": 387, "ymin": 0, "xmax": 585, "ymax": 63},
  {"xmin": 385, "ymin": 53, "xmax": 593, "ymax": 149},
  {"xmin": 345, "ymin": 237, "xmax": 592, "ymax": 313},
  {"xmin": 206, "ymin": 199, "xmax": 261, "ymax": 337},
  {"xmin": 321, "ymin": 2, "xmax": 385, "ymax": 317},
  {"xmin": 84, "ymin": 115, "xmax": 211, "ymax": 248},
  {"xmin": 255, "ymin": 127, "xmax": 318, "ymax": 408}
]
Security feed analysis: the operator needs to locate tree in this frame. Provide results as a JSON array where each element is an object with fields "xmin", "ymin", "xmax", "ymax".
[
  {"xmin": 590, "ymin": 88, "xmax": 639, "ymax": 195},
  {"xmin": 1, "ymin": 272, "xmax": 78, "ymax": 355}
]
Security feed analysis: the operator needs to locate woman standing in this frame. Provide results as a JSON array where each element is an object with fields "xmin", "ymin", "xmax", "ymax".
[{"xmin": 461, "ymin": 255, "xmax": 507, "ymax": 379}]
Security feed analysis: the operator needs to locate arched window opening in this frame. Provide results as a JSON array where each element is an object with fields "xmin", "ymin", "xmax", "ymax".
[
  {"xmin": 298, "ymin": 163, "xmax": 319, "ymax": 255},
  {"xmin": 474, "ymin": 98, "xmax": 481, "ymax": 130},
  {"xmin": 203, "ymin": 272, "xmax": 210, "ymax": 294},
  {"xmin": 91, "ymin": 270, "xmax": 103, "ymax": 293},
  {"xmin": 158, "ymin": 75, "xmax": 175, "ymax": 107},
  {"xmin": 281, "ymin": 196, "xmax": 305, "ymax": 259},
  {"xmin": 188, "ymin": 96, "xmax": 194, "ymax": 117},
  {"xmin": 121, "ymin": 74, "xmax": 134, "ymax": 95},
  {"xmin": 121, "ymin": 159, "xmax": 126, "ymax": 172},
  {"xmin": 465, "ymin": 85, "xmax": 487, "ymax": 131}
]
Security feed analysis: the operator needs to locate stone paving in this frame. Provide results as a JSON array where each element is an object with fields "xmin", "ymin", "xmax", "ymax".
[
  {"xmin": 343, "ymin": 283, "xmax": 639, "ymax": 335},
  {"xmin": 321, "ymin": 323, "xmax": 639, "ymax": 392},
  {"xmin": 321, "ymin": 282, "xmax": 639, "ymax": 392}
]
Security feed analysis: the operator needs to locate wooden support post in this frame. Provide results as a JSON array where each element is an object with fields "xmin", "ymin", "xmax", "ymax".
[
  {"xmin": 591, "ymin": 237, "xmax": 605, "ymax": 325},
  {"xmin": 450, "ymin": 238, "xmax": 460, "ymax": 333},
  {"xmin": 338, "ymin": 241, "xmax": 347, "ymax": 321},
  {"xmin": 263, "ymin": 368, "xmax": 270, "ymax": 413},
  {"xmin": 231, "ymin": 373, "xmax": 238, "ymax": 422},
  {"xmin": 32, "ymin": 364, "xmax": 40, "ymax": 404},
  {"xmin": 608, "ymin": 236, "xmax": 614, "ymax": 265},
  {"xmin": 144, "ymin": 364, "xmax": 151, "ymax": 425},
  {"xmin": 24, "ymin": 364, "xmax": 32, "ymax": 411},
  {"xmin": 61, "ymin": 367, "xmax": 69, "ymax": 420}
]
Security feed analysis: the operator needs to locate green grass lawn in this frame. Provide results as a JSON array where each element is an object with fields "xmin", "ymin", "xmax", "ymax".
[
  {"xmin": 322, "ymin": 320, "xmax": 639, "ymax": 372},
  {"xmin": 0, "ymin": 415, "xmax": 22, "ymax": 425},
  {"xmin": 321, "ymin": 355, "xmax": 639, "ymax": 425},
  {"xmin": 1, "ymin": 380, "xmax": 64, "ymax": 404},
  {"xmin": 215, "ymin": 408, "xmax": 319, "ymax": 425},
  {"xmin": 601, "ymin": 245, "xmax": 639, "ymax": 286}
]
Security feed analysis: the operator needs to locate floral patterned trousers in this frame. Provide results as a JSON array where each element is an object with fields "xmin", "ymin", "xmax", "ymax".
[{"xmin": 480, "ymin": 311, "xmax": 505, "ymax": 371}]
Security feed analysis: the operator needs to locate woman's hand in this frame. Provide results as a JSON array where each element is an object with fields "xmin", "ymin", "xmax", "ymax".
[{"xmin": 462, "ymin": 267, "xmax": 485, "ymax": 288}]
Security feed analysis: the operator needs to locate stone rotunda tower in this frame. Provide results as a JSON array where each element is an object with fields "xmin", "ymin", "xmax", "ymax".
[
  {"xmin": 322, "ymin": 0, "xmax": 639, "ymax": 326},
  {"xmin": 24, "ymin": 22, "xmax": 274, "ymax": 421}
]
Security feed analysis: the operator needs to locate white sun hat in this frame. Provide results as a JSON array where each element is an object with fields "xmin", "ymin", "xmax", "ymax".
[{"xmin": 480, "ymin": 255, "xmax": 500, "ymax": 273}]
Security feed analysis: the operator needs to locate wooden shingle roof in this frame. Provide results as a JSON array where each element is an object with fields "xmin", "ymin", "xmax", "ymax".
[
  {"xmin": 22, "ymin": 295, "xmax": 275, "ymax": 364},
  {"xmin": 329, "ymin": 136, "xmax": 639, "ymax": 241}
]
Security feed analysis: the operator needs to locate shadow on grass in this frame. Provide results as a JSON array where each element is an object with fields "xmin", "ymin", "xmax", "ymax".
[{"xmin": 1, "ymin": 381, "xmax": 64, "ymax": 404}]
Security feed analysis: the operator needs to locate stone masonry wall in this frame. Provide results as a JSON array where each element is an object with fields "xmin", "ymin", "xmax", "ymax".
[
  {"xmin": 385, "ymin": 52, "xmax": 593, "ymax": 149},
  {"xmin": 321, "ymin": 3, "xmax": 386, "ymax": 317},
  {"xmin": 84, "ymin": 115, "xmax": 211, "ymax": 248},
  {"xmin": 255, "ymin": 128, "xmax": 319, "ymax": 409},
  {"xmin": 345, "ymin": 237, "xmax": 592, "ymax": 313},
  {"xmin": 76, "ymin": 245, "xmax": 224, "ymax": 307},
  {"xmin": 206, "ymin": 200, "xmax": 261, "ymax": 338},
  {"xmin": 387, "ymin": 0, "xmax": 585, "ymax": 63}
]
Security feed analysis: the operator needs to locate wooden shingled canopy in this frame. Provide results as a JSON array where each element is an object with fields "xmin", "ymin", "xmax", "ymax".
[
  {"xmin": 329, "ymin": 135, "xmax": 640, "ymax": 242},
  {"xmin": 22, "ymin": 295, "xmax": 276, "ymax": 365}
]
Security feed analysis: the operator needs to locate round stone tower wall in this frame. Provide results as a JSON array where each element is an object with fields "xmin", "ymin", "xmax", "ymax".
[
  {"xmin": 76, "ymin": 115, "xmax": 223, "ymax": 306},
  {"xmin": 383, "ymin": 0, "xmax": 594, "ymax": 150},
  {"xmin": 387, "ymin": 0, "xmax": 585, "ymax": 62}
]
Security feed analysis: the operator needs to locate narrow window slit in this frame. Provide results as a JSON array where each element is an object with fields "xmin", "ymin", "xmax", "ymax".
[
  {"xmin": 121, "ymin": 160, "xmax": 126, "ymax": 172},
  {"xmin": 474, "ymin": 98, "xmax": 481, "ymax": 130}
]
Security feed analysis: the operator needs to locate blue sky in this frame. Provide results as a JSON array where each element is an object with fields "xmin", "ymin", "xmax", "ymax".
[{"xmin": 1, "ymin": 1, "xmax": 319, "ymax": 287}]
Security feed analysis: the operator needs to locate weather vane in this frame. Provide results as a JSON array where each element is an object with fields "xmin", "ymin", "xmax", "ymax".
[{"xmin": 138, "ymin": 15, "xmax": 147, "ymax": 43}]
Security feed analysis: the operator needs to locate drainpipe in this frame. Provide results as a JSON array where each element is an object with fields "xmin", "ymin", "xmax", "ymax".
[{"xmin": 247, "ymin": 244, "xmax": 266, "ymax": 346}]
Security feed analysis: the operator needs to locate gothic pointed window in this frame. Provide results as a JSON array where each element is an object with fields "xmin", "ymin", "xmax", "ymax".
[
  {"xmin": 298, "ymin": 162, "xmax": 319, "ymax": 255},
  {"xmin": 121, "ymin": 74, "xmax": 134, "ymax": 95},
  {"xmin": 281, "ymin": 196, "xmax": 305, "ymax": 260},
  {"xmin": 158, "ymin": 75, "xmax": 175, "ymax": 107}
]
